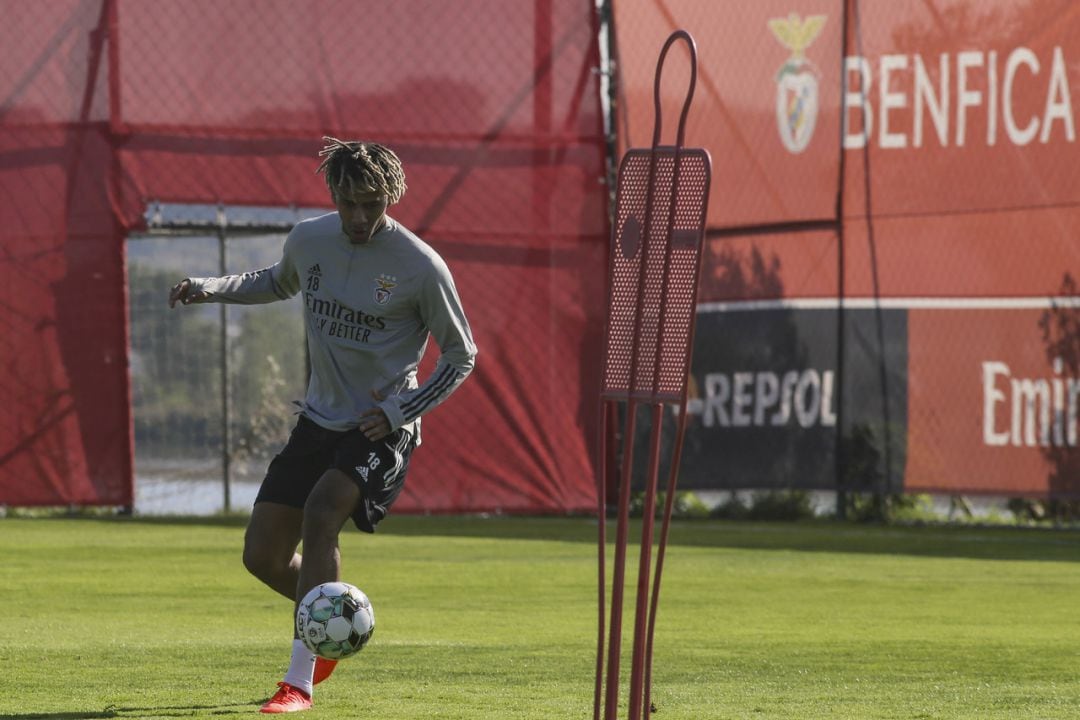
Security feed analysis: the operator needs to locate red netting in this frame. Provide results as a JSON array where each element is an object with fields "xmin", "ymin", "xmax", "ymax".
[{"xmin": 0, "ymin": 0, "xmax": 608, "ymax": 512}]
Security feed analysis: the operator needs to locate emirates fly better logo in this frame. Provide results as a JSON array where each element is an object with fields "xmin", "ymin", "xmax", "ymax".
[{"xmin": 769, "ymin": 13, "xmax": 826, "ymax": 153}]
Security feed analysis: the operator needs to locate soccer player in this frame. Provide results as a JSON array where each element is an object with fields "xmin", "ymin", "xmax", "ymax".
[{"xmin": 168, "ymin": 138, "xmax": 478, "ymax": 713}]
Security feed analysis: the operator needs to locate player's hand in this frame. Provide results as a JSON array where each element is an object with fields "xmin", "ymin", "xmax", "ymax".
[
  {"xmin": 168, "ymin": 279, "xmax": 208, "ymax": 308},
  {"xmin": 358, "ymin": 389, "xmax": 392, "ymax": 441}
]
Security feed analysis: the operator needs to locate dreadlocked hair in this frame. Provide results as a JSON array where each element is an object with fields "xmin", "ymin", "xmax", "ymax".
[{"xmin": 316, "ymin": 136, "xmax": 407, "ymax": 204}]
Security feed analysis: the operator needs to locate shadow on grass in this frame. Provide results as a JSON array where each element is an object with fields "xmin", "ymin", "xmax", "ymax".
[
  {"xmin": 0, "ymin": 701, "xmax": 257, "ymax": 719},
  {"xmin": 381, "ymin": 514, "xmax": 1080, "ymax": 564},
  {"xmin": 10, "ymin": 512, "xmax": 1080, "ymax": 564}
]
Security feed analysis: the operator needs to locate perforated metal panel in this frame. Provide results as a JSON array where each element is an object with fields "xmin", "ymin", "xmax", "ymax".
[{"xmin": 602, "ymin": 146, "xmax": 711, "ymax": 402}]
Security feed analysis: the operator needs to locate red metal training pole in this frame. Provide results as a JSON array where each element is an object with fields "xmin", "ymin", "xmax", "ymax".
[
  {"xmin": 627, "ymin": 403, "xmax": 664, "ymax": 720},
  {"xmin": 637, "ymin": 29, "xmax": 704, "ymax": 720},
  {"xmin": 604, "ymin": 398, "xmax": 639, "ymax": 720},
  {"xmin": 593, "ymin": 397, "xmax": 610, "ymax": 720},
  {"xmin": 598, "ymin": 28, "xmax": 707, "ymax": 720},
  {"xmin": 643, "ymin": 399, "xmax": 690, "ymax": 718}
]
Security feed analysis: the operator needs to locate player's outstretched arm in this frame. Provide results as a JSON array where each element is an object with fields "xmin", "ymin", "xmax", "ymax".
[{"xmin": 168, "ymin": 278, "xmax": 210, "ymax": 308}]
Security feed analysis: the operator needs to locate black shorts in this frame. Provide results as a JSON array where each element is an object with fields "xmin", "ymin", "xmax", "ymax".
[{"xmin": 254, "ymin": 415, "xmax": 416, "ymax": 533}]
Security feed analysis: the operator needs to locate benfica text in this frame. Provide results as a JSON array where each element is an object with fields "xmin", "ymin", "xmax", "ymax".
[{"xmin": 844, "ymin": 46, "xmax": 1074, "ymax": 149}]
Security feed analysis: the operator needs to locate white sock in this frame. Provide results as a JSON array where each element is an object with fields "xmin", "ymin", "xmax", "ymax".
[{"xmin": 282, "ymin": 639, "xmax": 316, "ymax": 696}]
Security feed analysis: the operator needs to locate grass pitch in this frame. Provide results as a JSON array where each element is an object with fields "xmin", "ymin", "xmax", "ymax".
[{"xmin": 1, "ymin": 515, "xmax": 1079, "ymax": 719}]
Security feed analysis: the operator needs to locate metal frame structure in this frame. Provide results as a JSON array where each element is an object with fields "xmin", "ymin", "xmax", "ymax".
[{"xmin": 594, "ymin": 30, "xmax": 712, "ymax": 720}]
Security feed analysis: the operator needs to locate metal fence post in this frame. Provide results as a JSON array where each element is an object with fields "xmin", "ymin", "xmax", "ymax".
[{"xmin": 217, "ymin": 209, "xmax": 232, "ymax": 513}]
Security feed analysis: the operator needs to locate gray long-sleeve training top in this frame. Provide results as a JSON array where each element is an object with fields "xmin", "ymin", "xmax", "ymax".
[{"xmin": 187, "ymin": 211, "xmax": 477, "ymax": 442}]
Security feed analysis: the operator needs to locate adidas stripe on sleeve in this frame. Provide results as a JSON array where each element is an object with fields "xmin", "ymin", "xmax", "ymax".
[{"xmin": 377, "ymin": 249, "xmax": 476, "ymax": 432}]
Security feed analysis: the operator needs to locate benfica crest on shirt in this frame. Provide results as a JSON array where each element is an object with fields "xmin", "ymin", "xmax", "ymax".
[{"xmin": 374, "ymin": 274, "xmax": 397, "ymax": 305}]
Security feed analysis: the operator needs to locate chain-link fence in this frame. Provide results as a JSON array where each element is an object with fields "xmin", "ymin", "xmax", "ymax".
[
  {"xmin": 2, "ymin": 0, "xmax": 608, "ymax": 514},
  {"xmin": 127, "ymin": 205, "xmax": 319, "ymax": 513},
  {"xmin": 8, "ymin": 1, "xmax": 1078, "ymax": 516},
  {"xmin": 609, "ymin": 1, "xmax": 1080, "ymax": 508}
]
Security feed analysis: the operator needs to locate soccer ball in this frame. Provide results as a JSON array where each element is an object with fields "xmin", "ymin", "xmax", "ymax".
[{"xmin": 296, "ymin": 582, "xmax": 375, "ymax": 660}]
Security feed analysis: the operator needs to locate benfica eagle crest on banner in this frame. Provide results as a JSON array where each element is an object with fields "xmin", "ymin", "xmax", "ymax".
[{"xmin": 769, "ymin": 13, "xmax": 826, "ymax": 154}]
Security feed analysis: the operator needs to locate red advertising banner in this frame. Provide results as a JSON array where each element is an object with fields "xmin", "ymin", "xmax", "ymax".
[
  {"xmin": 907, "ymin": 307, "xmax": 1080, "ymax": 497},
  {"xmin": 614, "ymin": 0, "xmax": 845, "ymax": 228},
  {"xmin": 615, "ymin": 0, "xmax": 1080, "ymax": 229},
  {"xmin": 615, "ymin": 0, "xmax": 1080, "ymax": 497}
]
